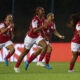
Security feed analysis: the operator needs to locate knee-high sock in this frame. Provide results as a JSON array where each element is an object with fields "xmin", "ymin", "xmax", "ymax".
[
  {"xmin": 6, "ymin": 52, "xmax": 12, "ymax": 59},
  {"xmin": 39, "ymin": 54, "xmax": 45, "ymax": 62},
  {"xmin": 28, "ymin": 54, "xmax": 37, "ymax": 64},
  {"xmin": 45, "ymin": 52, "xmax": 51, "ymax": 64},
  {"xmin": 69, "ymin": 63, "xmax": 74, "ymax": 70},
  {"xmin": 15, "ymin": 59, "xmax": 23, "ymax": 68}
]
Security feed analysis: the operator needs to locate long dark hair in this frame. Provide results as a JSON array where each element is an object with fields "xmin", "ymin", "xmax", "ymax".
[
  {"xmin": 69, "ymin": 12, "xmax": 80, "ymax": 31},
  {"xmin": 35, "ymin": 6, "xmax": 44, "ymax": 16}
]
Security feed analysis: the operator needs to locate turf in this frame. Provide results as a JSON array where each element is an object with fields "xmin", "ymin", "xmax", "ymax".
[{"xmin": 0, "ymin": 62, "xmax": 80, "ymax": 80}]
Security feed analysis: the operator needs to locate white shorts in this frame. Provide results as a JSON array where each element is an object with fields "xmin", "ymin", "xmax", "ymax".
[
  {"xmin": 46, "ymin": 41, "xmax": 49, "ymax": 45},
  {"xmin": 24, "ymin": 35, "xmax": 44, "ymax": 49},
  {"xmin": 0, "ymin": 40, "xmax": 13, "ymax": 49},
  {"xmin": 33, "ymin": 40, "xmax": 49, "ymax": 49},
  {"xmin": 71, "ymin": 42, "xmax": 80, "ymax": 52}
]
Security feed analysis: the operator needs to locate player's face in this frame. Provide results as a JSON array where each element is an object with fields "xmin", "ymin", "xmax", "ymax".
[
  {"xmin": 6, "ymin": 15, "xmax": 13, "ymax": 22},
  {"xmin": 39, "ymin": 8, "xmax": 45, "ymax": 17},
  {"xmin": 50, "ymin": 14, "xmax": 54, "ymax": 21},
  {"xmin": 48, "ymin": 14, "xmax": 54, "ymax": 21}
]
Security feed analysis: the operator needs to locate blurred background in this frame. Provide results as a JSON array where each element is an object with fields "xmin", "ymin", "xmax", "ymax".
[{"xmin": 0, "ymin": 0, "xmax": 80, "ymax": 43}]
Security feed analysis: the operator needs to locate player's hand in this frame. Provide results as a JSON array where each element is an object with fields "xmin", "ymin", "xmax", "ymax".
[
  {"xmin": 9, "ymin": 23, "xmax": 14, "ymax": 27},
  {"xmin": 59, "ymin": 35, "xmax": 65, "ymax": 39},
  {"xmin": 8, "ymin": 23, "xmax": 14, "ymax": 29},
  {"xmin": 43, "ymin": 20, "xmax": 48, "ymax": 28}
]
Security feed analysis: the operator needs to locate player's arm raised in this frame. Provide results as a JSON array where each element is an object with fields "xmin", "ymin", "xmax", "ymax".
[
  {"xmin": 53, "ymin": 30, "xmax": 65, "ymax": 39},
  {"xmin": 0, "ymin": 24, "xmax": 13, "ymax": 34},
  {"xmin": 51, "ymin": 23, "xmax": 65, "ymax": 39}
]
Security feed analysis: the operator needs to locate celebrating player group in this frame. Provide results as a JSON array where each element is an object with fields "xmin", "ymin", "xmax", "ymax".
[{"xmin": 0, "ymin": 6, "xmax": 80, "ymax": 73}]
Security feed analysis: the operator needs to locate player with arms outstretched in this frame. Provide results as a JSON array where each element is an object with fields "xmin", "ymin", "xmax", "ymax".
[
  {"xmin": 36, "ymin": 13, "xmax": 65, "ymax": 69},
  {"xmin": 0, "ymin": 14, "xmax": 15, "ymax": 66},
  {"xmin": 25, "ymin": 13, "xmax": 65, "ymax": 70}
]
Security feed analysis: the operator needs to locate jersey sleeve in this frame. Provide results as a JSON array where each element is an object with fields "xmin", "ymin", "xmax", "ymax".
[
  {"xmin": 0, "ymin": 23, "xmax": 5, "ymax": 33},
  {"xmin": 76, "ymin": 24, "xmax": 80, "ymax": 31},
  {"xmin": 0, "ymin": 23, "xmax": 5, "ymax": 29},
  {"xmin": 51, "ymin": 23, "xmax": 56, "ymax": 31},
  {"xmin": 32, "ymin": 19, "xmax": 38, "ymax": 29}
]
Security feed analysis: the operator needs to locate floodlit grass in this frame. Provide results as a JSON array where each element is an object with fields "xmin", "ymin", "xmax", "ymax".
[{"xmin": 0, "ymin": 62, "xmax": 80, "ymax": 80}]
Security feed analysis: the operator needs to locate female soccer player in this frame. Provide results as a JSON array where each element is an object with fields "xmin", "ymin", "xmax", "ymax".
[
  {"xmin": 68, "ymin": 12, "xmax": 80, "ymax": 72},
  {"xmin": 14, "ymin": 7, "xmax": 48, "ymax": 72},
  {"xmin": 0, "ymin": 14, "xmax": 15, "ymax": 66},
  {"xmin": 25, "ymin": 13, "xmax": 64, "ymax": 70},
  {"xmin": 36, "ymin": 13, "xmax": 65, "ymax": 69}
]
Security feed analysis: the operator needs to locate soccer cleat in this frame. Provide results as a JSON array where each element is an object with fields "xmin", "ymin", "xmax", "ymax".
[
  {"xmin": 36, "ymin": 62, "xmax": 45, "ymax": 67},
  {"xmin": 14, "ymin": 67, "xmax": 20, "ymax": 73},
  {"xmin": 25, "ymin": 60, "xmax": 29, "ymax": 70},
  {"xmin": 45, "ymin": 64, "xmax": 52, "ymax": 69},
  {"xmin": 4, "ymin": 58, "xmax": 8, "ymax": 66},
  {"xmin": 68, "ymin": 70, "xmax": 74, "ymax": 72}
]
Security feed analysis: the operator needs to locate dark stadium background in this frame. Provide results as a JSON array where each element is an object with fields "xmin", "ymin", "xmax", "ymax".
[{"xmin": 0, "ymin": 0, "xmax": 80, "ymax": 43}]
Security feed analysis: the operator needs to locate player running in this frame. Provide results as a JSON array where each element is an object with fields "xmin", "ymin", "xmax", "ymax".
[
  {"xmin": 68, "ymin": 12, "xmax": 80, "ymax": 72},
  {"xmin": 0, "ymin": 14, "xmax": 15, "ymax": 66},
  {"xmin": 36, "ymin": 13, "xmax": 65, "ymax": 69},
  {"xmin": 25, "ymin": 13, "xmax": 65, "ymax": 70},
  {"xmin": 14, "ymin": 7, "xmax": 48, "ymax": 72}
]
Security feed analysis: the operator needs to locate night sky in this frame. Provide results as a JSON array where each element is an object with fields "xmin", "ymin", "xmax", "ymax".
[{"xmin": 0, "ymin": 0, "xmax": 80, "ymax": 42}]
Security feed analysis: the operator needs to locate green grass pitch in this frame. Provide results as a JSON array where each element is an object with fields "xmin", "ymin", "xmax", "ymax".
[{"xmin": 0, "ymin": 62, "xmax": 80, "ymax": 80}]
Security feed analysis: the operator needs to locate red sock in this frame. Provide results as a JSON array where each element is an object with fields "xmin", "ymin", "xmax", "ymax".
[
  {"xmin": 45, "ymin": 52, "xmax": 51, "ymax": 64},
  {"xmin": 69, "ymin": 63, "xmax": 74, "ymax": 70},
  {"xmin": 6, "ymin": 52, "xmax": 12, "ymax": 59},
  {"xmin": 39, "ymin": 54, "xmax": 45, "ymax": 62},
  {"xmin": 28, "ymin": 54, "xmax": 37, "ymax": 64},
  {"xmin": 15, "ymin": 59, "xmax": 22, "ymax": 68}
]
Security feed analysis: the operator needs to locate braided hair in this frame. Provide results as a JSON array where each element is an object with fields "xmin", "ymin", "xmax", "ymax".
[{"xmin": 69, "ymin": 12, "xmax": 80, "ymax": 31}]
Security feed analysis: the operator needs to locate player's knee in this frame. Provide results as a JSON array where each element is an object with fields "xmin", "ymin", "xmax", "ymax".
[
  {"xmin": 24, "ymin": 48, "xmax": 29, "ymax": 53},
  {"xmin": 43, "ymin": 43, "xmax": 47, "ymax": 49},
  {"xmin": 72, "ymin": 52, "xmax": 78, "ymax": 56},
  {"xmin": 34, "ymin": 52, "xmax": 39, "ymax": 56},
  {"xmin": 74, "ymin": 54, "xmax": 78, "ymax": 58},
  {"xmin": 22, "ymin": 48, "xmax": 29, "ymax": 56},
  {"xmin": 49, "ymin": 47, "xmax": 52, "ymax": 52},
  {"xmin": 72, "ymin": 52, "xmax": 78, "ymax": 59},
  {"xmin": 42, "ymin": 45, "xmax": 47, "ymax": 54},
  {"xmin": 10, "ymin": 47, "xmax": 15, "ymax": 53}
]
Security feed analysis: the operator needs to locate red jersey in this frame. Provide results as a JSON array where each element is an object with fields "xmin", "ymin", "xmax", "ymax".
[
  {"xmin": 0, "ymin": 22, "xmax": 14, "ymax": 43},
  {"xmin": 28, "ymin": 16, "xmax": 45, "ymax": 38},
  {"xmin": 42, "ymin": 21, "xmax": 56, "ymax": 41},
  {"xmin": 71, "ymin": 21, "xmax": 80, "ymax": 44}
]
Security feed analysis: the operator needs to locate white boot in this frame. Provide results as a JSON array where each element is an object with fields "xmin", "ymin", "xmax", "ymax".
[
  {"xmin": 68, "ymin": 70, "xmax": 74, "ymax": 72},
  {"xmin": 14, "ymin": 67, "xmax": 20, "ymax": 73},
  {"xmin": 36, "ymin": 62, "xmax": 45, "ymax": 67}
]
